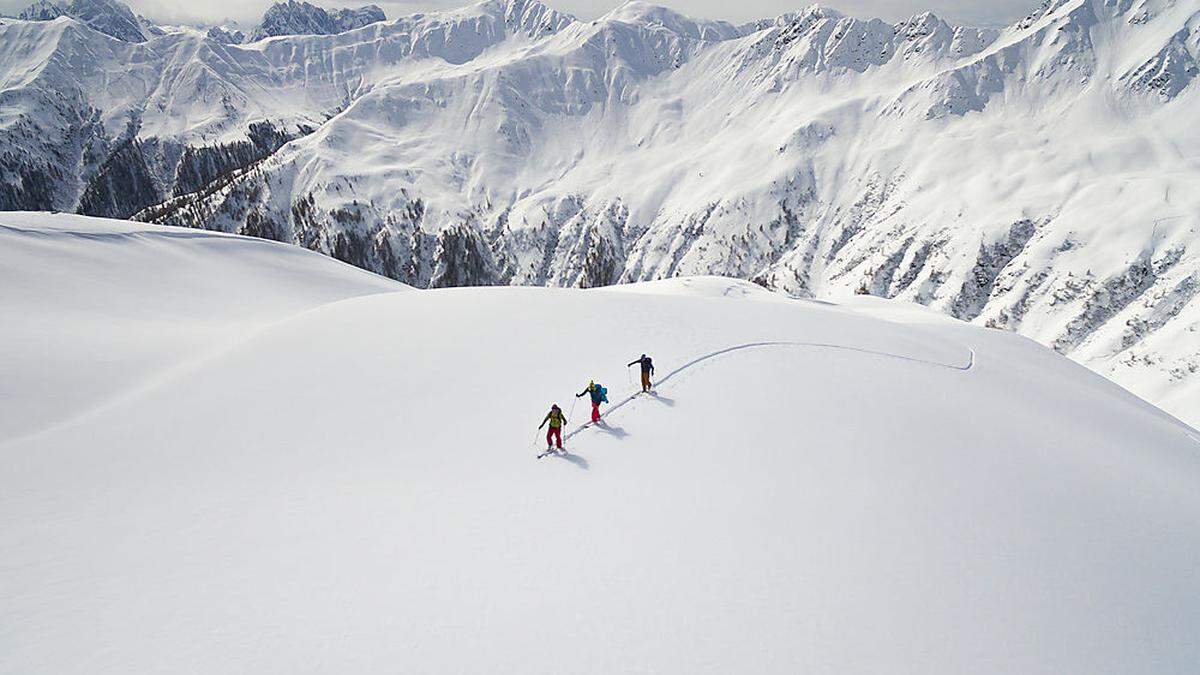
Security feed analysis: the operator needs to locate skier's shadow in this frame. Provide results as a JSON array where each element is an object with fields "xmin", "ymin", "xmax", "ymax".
[
  {"xmin": 647, "ymin": 392, "xmax": 675, "ymax": 407},
  {"xmin": 594, "ymin": 420, "xmax": 629, "ymax": 440},
  {"xmin": 555, "ymin": 452, "xmax": 589, "ymax": 470}
]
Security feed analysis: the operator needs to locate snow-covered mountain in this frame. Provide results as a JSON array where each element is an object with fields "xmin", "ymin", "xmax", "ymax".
[
  {"xmin": 13, "ymin": 0, "xmax": 159, "ymax": 41},
  {"xmin": 3, "ymin": 212, "xmax": 1198, "ymax": 673},
  {"xmin": 206, "ymin": 24, "xmax": 245, "ymax": 44},
  {"xmin": 0, "ymin": 0, "xmax": 1197, "ymax": 424},
  {"xmin": 249, "ymin": 0, "xmax": 387, "ymax": 41}
]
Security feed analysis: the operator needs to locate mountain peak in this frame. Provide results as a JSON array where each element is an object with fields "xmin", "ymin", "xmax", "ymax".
[
  {"xmin": 206, "ymin": 24, "xmax": 245, "ymax": 44},
  {"xmin": 900, "ymin": 10, "xmax": 948, "ymax": 27},
  {"xmin": 736, "ymin": 5, "xmax": 844, "ymax": 36},
  {"xmin": 249, "ymin": 0, "xmax": 386, "ymax": 42},
  {"xmin": 17, "ymin": 0, "xmax": 65, "ymax": 21},
  {"xmin": 463, "ymin": 0, "xmax": 575, "ymax": 39},
  {"xmin": 894, "ymin": 10, "xmax": 953, "ymax": 42},
  {"xmin": 17, "ymin": 0, "xmax": 152, "ymax": 42},
  {"xmin": 600, "ymin": 1, "xmax": 742, "ymax": 41}
]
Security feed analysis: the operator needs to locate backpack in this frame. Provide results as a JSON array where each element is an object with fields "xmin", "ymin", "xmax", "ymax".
[{"xmin": 598, "ymin": 385, "xmax": 608, "ymax": 403}]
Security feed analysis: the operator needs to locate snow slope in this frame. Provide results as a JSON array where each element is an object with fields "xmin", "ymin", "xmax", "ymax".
[
  {"xmin": 3, "ymin": 214, "xmax": 1199, "ymax": 673},
  {"xmin": 0, "ymin": 212, "xmax": 401, "ymax": 441}
]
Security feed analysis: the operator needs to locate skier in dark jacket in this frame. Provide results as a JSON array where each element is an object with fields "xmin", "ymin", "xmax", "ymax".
[
  {"xmin": 576, "ymin": 380, "xmax": 606, "ymax": 424},
  {"xmin": 628, "ymin": 354, "xmax": 655, "ymax": 393},
  {"xmin": 539, "ymin": 404, "xmax": 567, "ymax": 452}
]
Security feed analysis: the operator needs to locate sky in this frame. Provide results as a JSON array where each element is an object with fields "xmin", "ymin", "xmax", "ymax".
[{"xmin": 0, "ymin": 0, "xmax": 1038, "ymax": 29}]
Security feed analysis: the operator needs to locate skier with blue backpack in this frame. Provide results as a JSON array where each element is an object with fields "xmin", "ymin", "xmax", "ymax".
[{"xmin": 576, "ymin": 380, "xmax": 608, "ymax": 424}]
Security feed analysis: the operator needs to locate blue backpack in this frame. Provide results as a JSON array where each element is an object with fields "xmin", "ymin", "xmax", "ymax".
[{"xmin": 597, "ymin": 385, "xmax": 608, "ymax": 403}]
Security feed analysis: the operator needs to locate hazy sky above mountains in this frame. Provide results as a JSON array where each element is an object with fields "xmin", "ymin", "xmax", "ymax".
[{"xmin": 0, "ymin": 0, "xmax": 1037, "ymax": 29}]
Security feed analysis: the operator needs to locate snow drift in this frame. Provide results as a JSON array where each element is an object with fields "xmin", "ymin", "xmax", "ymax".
[{"xmin": 2, "ymin": 213, "xmax": 1199, "ymax": 673}]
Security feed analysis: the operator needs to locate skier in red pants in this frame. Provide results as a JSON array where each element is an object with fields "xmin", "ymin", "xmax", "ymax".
[
  {"xmin": 576, "ymin": 381, "xmax": 607, "ymax": 424},
  {"xmin": 539, "ymin": 404, "xmax": 566, "ymax": 451}
]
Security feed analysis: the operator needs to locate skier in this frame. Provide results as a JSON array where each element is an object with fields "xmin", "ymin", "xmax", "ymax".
[
  {"xmin": 576, "ymin": 380, "xmax": 608, "ymax": 424},
  {"xmin": 627, "ymin": 353, "xmax": 655, "ymax": 393},
  {"xmin": 539, "ymin": 404, "xmax": 567, "ymax": 452}
]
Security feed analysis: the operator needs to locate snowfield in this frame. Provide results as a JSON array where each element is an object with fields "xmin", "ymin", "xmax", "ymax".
[
  {"xmin": 2, "ymin": 214, "xmax": 1199, "ymax": 673},
  {"xmin": 0, "ymin": 212, "xmax": 400, "ymax": 441}
]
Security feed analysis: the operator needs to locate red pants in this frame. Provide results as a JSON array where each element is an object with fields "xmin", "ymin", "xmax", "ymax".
[
  {"xmin": 591, "ymin": 402, "xmax": 601, "ymax": 423},
  {"xmin": 546, "ymin": 426, "xmax": 562, "ymax": 449}
]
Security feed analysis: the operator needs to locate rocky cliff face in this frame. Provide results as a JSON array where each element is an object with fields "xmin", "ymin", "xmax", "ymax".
[
  {"xmin": 206, "ymin": 25, "xmax": 245, "ymax": 44},
  {"xmin": 249, "ymin": 1, "xmax": 386, "ymax": 42},
  {"xmin": 16, "ymin": 0, "xmax": 155, "ymax": 42}
]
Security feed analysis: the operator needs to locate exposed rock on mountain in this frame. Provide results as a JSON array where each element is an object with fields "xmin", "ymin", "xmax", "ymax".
[
  {"xmin": 16, "ymin": 0, "xmax": 155, "ymax": 42},
  {"xmin": 249, "ymin": 0, "xmax": 386, "ymax": 41},
  {"xmin": 206, "ymin": 25, "xmax": 245, "ymax": 44}
]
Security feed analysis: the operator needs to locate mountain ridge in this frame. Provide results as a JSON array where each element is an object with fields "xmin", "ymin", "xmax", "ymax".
[
  {"xmin": 0, "ymin": 0, "xmax": 1197, "ymax": 424},
  {"xmin": 13, "ymin": 0, "xmax": 158, "ymax": 42},
  {"xmin": 248, "ymin": 0, "xmax": 387, "ymax": 42}
]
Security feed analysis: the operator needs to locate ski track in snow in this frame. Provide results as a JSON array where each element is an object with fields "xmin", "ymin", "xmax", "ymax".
[{"xmin": 563, "ymin": 340, "xmax": 975, "ymax": 444}]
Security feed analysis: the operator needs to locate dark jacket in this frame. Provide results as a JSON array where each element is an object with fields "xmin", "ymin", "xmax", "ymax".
[
  {"xmin": 577, "ymin": 385, "xmax": 603, "ymax": 405},
  {"xmin": 628, "ymin": 356, "xmax": 654, "ymax": 375}
]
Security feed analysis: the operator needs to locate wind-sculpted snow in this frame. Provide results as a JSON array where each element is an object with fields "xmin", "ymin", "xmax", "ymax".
[
  {"xmin": 0, "ymin": 0, "xmax": 1198, "ymax": 423},
  {"xmin": 0, "ymin": 212, "xmax": 404, "ymax": 441}
]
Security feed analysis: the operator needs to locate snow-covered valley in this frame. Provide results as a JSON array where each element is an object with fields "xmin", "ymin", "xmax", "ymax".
[{"xmin": 2, "ymin": 212, "xmax": 1199, "ymax": 672}]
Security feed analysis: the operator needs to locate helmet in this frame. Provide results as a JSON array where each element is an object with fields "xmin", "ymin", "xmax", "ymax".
[{"xmin": 552, "ymin": 404, "xmax": 560, "ymax": 410}]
